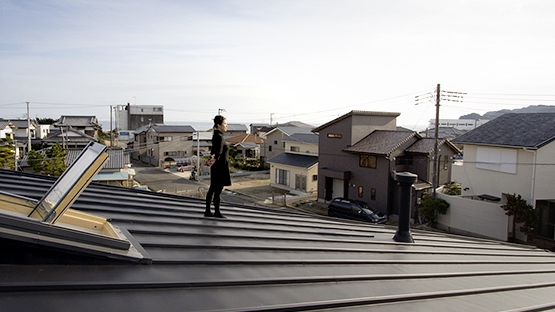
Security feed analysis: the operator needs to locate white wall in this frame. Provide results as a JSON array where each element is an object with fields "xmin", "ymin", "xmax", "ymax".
[
  {"xmin": 284, "ymin": 141, "xmax": 318, "ymax": 156},
  {"xmin": 533, "ymin": 141, "xmax": 555, "ymax": 201},
  {"xmin": 270, "ymin": 163, "xmax": 318, "ymax": 193},
  {"xmin": 452, "ymin": 145, "xmax": 533, "ymax": 201},
  {"xmin": 436, "ymin": 193, "xmax": 509, "ymax": 241}
]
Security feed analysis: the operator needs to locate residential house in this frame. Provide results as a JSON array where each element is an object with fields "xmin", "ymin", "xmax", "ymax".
[
  {"xmin": 249, "ymin": 123, "xmax": 272, "ymax": 137},
  {"xmin": 420, "ymin": 126, "xmax": 469, "ymax": 140},
  {"xmin": 313, "ymin": 110, "xmax": 460, "ymax": 216},
  {"xmin": 133, "ymin": 124, "xmax": 196, "ymax": 167},
  {"xmin": 225, "ymin": 123, "xmax": 249, "ymax": 138},
  {"xmin": 0, "ymin": 118, "xmax": 36, "ymax": 141},
  {"xmin": 54, "ymin": 116, "xmax": 101, "ymax": 140},
  {"xmin": 0, "ymin": 118, "xmax": 36, "ymax": 155},
  {"xmin": 451, "ymin": 113, "xmax": 555, "ymax": 248},
  {"xmin": 226, "ymin": 133, "xmax": 266, "ymax": 159},
  {"xmin": 264, "ymin": 126, "xmax": 314, "ymax": 162},
  {"xmin": 66, "ymin": 147, "xmax": 134, "ymax": 187},
  {"xmin": 2, "ymin": 164, "xmax": 555, "ymax": 310},
  {"xmin": 0, "ymin": 120, "xmax": 14, "ymax": 140},
  {"xmin": 268, "ymin": 132, "xmax": 319, "ymax": 193},
  {"xmin": 43, "ymin": 127, "xmax": 96, "ymax": 148},
  {"xmin": 192, "ymin": 130, "xmax": 212, "ymax": 156}
]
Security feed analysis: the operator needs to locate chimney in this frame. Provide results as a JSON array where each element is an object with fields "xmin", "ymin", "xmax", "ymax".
[{"xmin": 393, "ymin": 171, "xmax": 417, "ymax": 243}]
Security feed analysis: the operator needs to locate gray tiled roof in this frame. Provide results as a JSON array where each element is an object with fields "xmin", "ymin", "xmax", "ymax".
[
  {"xmin": 42, "ymin": 128, "xmax": 95, "ymax": 143},
  {"xmin": 452, "ymin": 113, "xmax": 555, "ymax": 148},
  {"xmin": 344, "ymin": 130, "xmax": 418, "ymax": 156},
  {"xmin": 404, "ymin": 137, "xmax": 461, "ymax": 155},
  {"xmin": 268, "ymin": 126, "xmax": 314, "ymax": 136},
  {"xmin": 284, "ymin": 132, "xmax": 319, "ymax": 144},
  {"xmin": 151, "ymin": 125, "xmax": 196, "ymax": 133},
  {"xmin": 226, "ymin": 123, "xmax": 248, "ymax": 132},
  {"xmin": 1, "ymin": 169, "xmax": 555, "ymax": 310},
  {"xmin": 267, "ymin": 152, "xmax": 318, "ymax": 168},
  {"xmin": 55, "ymin": 116, "xmax": 100, "ymax": 127},
  {"xmin": 0, "ymin": 118, "xmax": 34, "ymax": 129}
]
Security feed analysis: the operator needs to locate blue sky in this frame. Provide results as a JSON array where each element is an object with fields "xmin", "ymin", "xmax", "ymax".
[{"xmin": 1, "ymin": 0, "xmax": 555, "ymax": 130}]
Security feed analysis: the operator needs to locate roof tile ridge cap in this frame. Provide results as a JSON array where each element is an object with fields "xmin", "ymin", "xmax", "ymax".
[{"xmin": 388, "ymin": 132, "xmax": 418, "ymax": 155}]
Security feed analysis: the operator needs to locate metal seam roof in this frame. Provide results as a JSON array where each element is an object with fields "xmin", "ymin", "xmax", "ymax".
[{"xmin": 1, "ymin": 168, "xmax": 555, "ymax": 311}]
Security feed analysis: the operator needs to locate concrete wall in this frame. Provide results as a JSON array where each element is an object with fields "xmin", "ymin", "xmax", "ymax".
[{"xmin": 436, "ymin": 193, "xmax": 509, "ymax": 241}]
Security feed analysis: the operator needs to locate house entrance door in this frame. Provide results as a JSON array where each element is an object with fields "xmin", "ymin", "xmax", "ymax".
[{"xmin": 295, "ymin": 174, "xmax": 306, "ymax": 192}]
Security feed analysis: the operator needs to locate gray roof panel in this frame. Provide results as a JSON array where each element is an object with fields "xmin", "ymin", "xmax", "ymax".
[
  {"xmin": 344, "ymin": 130, "xmax": 417, "ymax": 156},
  {"xmin": 267, "ymin": 153, "xmax": 318, "ymax": 168},
  {"xmin": 452, "ymin": 113, "xmax": 555, "ymax": 148},
  {"xmin": 1, "ymin": 169, "xmax": 555, "ymax": 311}
]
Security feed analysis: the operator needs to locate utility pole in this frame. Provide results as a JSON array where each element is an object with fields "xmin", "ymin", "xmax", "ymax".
[
  {"xmin": 196, "ymin": 131, "xmax": 200, "ymax": 181},
  {"xmin": 110, "ymin": 105, "xmax": 114, "ymax": 147},
  {"xmin": 432, "ymin": 84, "xmax": 440, "ymax": 197},
  {"xmin": 26, "ymin": 102, "xmax": 31, "ymax": 154}
]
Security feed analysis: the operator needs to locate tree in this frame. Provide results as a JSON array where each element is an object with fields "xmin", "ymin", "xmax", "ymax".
[
  {"xmin": 501, "ymin": 193, "xmax": 539, "ymax": 240},
  {"xmin": 443, "ymin": 181, "xmax": 461, "ymax": 195},
  {"xmin": 35, "ymin": 117, "xmax": 57, "ymax": 124},
  {"xmin": 418, "ymin": 194, "xmax": 450, "ymax": 227},
  {"xmin": 0, "ymin": 138, "xmax": 15, "ymax": 170},
  {"xmin": 28, "ymin": 143, "xmax": 67, "ymax": 176}
]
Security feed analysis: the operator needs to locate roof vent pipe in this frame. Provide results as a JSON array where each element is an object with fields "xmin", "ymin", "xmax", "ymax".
[{"xmin": 393, "ymin": 171, "xmax": 417, "ymax": 243}]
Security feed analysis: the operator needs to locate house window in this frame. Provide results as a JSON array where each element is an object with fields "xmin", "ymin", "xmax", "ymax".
[
  {"xmin": 312, "ymin": 175, "xmax": 318, "ymax": 181},
  {"xmin": 358, "ymin": 186, "xmax": 363, "ymax": 197},
  {"xmin": 161, "ymin": 136, "xmax": 173, "ymax": 142},
  {"xmin": 395, "ymin": 155, "xmax": 413, "ymax": 166},
  {"xmin": 269, "ymin": 146, "xmax": 272, "ymax": 152},
  {"xmin": 536, "ymin": 200, "xmax": 555, "ymax": 240},
  {"xmin": 180, "ymin": 136, "xmax": 191, "ymax": 141},
  {"xmin": 476, "ymin": 146, "xmax": 517, "ymax": 174},
  {"xmin": 371, "ymin": 188, "xmax": 376, "ymax": 200},
  {"xmin": 274, "ymin": 140, "xmax": 278, "ymax": 145},
  {"xmin": 327, "ymin": 133, "xmax": 342, "ymax": 138},
  {"xmin": 359, "ymin": 155, "xmax": 377, "ymax": 169},
  {"xmin": 164, "ymin": 151, "xmax": 177, "ymax": 156},
  {"xmin": 290, "ymin": 146, "xmax": 300, "ymax": 152},
  {"xmin": 443, "ymin": 155, "xmax": 449, "ymax": 170},
  {"xmin": 276, "ymin": 169, "xmax": 290, "ymax": 186}
]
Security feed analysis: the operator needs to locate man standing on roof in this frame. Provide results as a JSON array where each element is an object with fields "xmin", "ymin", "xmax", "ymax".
[{"xmin": 205, "ymin": 115, "xmax": 230, "ymax": 218}]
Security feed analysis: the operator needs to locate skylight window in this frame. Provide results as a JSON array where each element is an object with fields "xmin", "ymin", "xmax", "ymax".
[{"xmin": 0, "ymin": 142, "xmax": 149, "ymax": 263}]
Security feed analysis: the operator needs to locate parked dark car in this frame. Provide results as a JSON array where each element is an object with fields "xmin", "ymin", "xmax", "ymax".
[{"xmin": 328, "ymin": 198, "xmax": 387, "ymax": 224}]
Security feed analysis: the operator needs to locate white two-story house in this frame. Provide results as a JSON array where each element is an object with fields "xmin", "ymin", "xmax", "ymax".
[
  {"xmin": 268, "ymin": 132, "xmax": 318, "ymax": 194},
  {"xmin": 452, "ymin": 113, "xmax": 555, "ymax": 247}
]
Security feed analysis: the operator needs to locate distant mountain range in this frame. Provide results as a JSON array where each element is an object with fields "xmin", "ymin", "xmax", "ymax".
[{"xmin": 459, "ymin": 105, "xmax": 555, "ymax": 120}]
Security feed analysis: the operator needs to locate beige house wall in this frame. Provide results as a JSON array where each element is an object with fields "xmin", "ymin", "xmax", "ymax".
[
  {"xmin": 269, "ymin": 162, "xmax": 318, "ymax": 194},
  {"xmin": 146, "ymin": 131, "xmax": 195, "ymax": 167},
  {"xmin": 284, "ymin": 141, "xmax": 318, "ymax": 156},
  {"xmin": 533, "ymin": 141, "xmax": 555, "ymax": 201},
  {"xmin": 452, "ymin": 145, "xmax": 533, "ymax": 202}
]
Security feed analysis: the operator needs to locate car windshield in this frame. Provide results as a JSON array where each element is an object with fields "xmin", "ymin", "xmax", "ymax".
[{"xmin": 361, "ymin": 207, "xmax": 384, "ymax": 218}]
